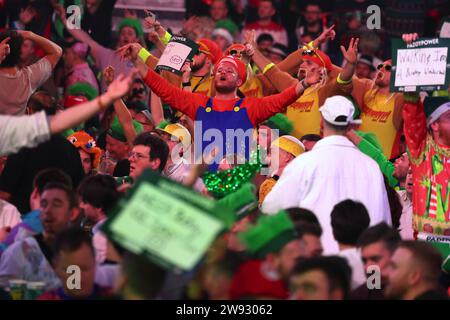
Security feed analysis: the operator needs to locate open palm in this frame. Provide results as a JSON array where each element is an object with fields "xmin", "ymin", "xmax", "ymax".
[
  {"xmin": 106, "ymin": 71, "xmax": 138, "ymax": 100},
  {"xmin": 0, "ymin": 37, "xmax": 10, "ymax": 63},
  {"xmin": 340, "ymin": 37, "xmax": 359, "ymax": 64}
]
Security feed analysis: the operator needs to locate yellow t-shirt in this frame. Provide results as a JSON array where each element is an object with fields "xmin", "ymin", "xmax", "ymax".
[
  {"xmin": 239, "ymin": 74, "xmax": 264, "ymax": 98},
  {"xmin": 189, "ymin": 75, "xmax": 213, "ymax": 96},
  {"xmin": 188, "ymin": 73, "xmax": 264, "ymax": 98},
  {"xmin": 285, "ymin": 87, "xmax": 320, "ymax": 139},
  {"xmin": 360, "ymin": 90, "xmax": 401, "ymax": 159}
]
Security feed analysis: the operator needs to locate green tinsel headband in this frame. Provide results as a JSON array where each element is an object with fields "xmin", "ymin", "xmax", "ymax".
[{"xmin": 203, "ymin": 161, "xmax": 262, "ymax": 199}]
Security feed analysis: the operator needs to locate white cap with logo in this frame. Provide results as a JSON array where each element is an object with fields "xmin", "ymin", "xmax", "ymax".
[{"xmin": 319, "ymin": 96, "xmax": 362, "ymax": 126}]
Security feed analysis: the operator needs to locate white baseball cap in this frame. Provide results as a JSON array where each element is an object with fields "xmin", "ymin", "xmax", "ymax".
[{"xmin": 319, "ymin": 96, "xmax": 362, "ymax": 126}]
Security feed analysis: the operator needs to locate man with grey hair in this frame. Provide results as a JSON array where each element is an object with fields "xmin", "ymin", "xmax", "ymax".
[{"xmin": 262, "ymin": 95, "xmax": 391, "ymax": 254}]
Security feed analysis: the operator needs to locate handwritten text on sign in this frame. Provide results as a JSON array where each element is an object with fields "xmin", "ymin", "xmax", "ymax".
[
  {"xmin": 109, "ymin": 183, "xmax": 223, "ymax": 270},
  {"xmin": 395, "ymin": 47, "xmax": 448, "ymax": 87}
]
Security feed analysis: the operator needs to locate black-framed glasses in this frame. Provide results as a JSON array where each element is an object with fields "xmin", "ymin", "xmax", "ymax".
[{"xmin": 377, "ymin": 64, "xmax": 392, "ymax": 71}]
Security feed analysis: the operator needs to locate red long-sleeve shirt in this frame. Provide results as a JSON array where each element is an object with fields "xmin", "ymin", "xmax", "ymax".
[{"xmin": 143, "ymin": 68, "xmax": 299, "ymax": 127}]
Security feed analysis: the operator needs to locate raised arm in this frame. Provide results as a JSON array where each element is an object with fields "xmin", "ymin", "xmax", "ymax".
[
  {"xmin": 243, "ymin": 31, "xmax": 297, "ymax": 92},
  {"xmin": 401, "ymin": 32, "xmax": 426, "ymax": 160},
  {"xmin": 103, "ymin": 66, "xmax": 137, "ymax": 145},
  {"xmin": 150, "ymin": 91, "xmax": 165, "ymax": 127},
  {"xmin": 277, "ymin": 25, "xmax": 336, "ymax": 75},
  {"xmin": 0, "ymin": 75, "xmax": 136, "ymax": 156},
  {"xmin": 143, "ymin": 14, "xmax": 170, "ymax": 46},
  {"xmin": 402, "ymin": 93, "xmax": 427, "ymax": 160},
  {"xmin": 55, "ymin": 5, "xmax": 102, "ymax": 57},
  {"xmin": 50, "ymin": 71, "xmax": 137, "ymax": 134},
  {"xmin": 346, "ymin": 130, "xmax": 398, "ymax": 187},
  {"xmin": 180, "ymin": 60, "xmax": 193, "ymax": 92},
  {"xmin": 116, "ymin": 43, "xmax": 202, "ymax": 120},
  {"xmin": 247, "ymin": 71, "xmax": 322, "ymax": 125},
  {"xmin": 18, "ymin": 30, "xmax": 62, "ymax": 68},
  {"xmin": 338, "ymin": 38, "xmax": 359, "ymax": 82}
]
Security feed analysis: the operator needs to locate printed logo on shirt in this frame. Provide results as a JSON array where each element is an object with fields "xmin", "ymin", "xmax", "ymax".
[
  {"xmin": 289, "ymin": 100, "xmax": 314, "ymax": 112},
  {"xmin": 362, "ymin": 105, "xmax": 392, "ymax": 123}
]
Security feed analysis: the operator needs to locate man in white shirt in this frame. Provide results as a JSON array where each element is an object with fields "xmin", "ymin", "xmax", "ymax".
[{"xmin": 262, "ymin": 95, "xmax": 391, "ymax": 254}]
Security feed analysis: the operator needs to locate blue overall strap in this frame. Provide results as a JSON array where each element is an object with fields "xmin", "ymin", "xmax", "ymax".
[
  {"xmin": 234, "ymin": 98, "xmax": 244, "ymax": 108},
  {"xmin": 206, "ymin": 98, "xmax": 213, "ymax": 108},
  {"xmin": 206, "ymin": 97, "xmax": 243, "ymax": 110}
]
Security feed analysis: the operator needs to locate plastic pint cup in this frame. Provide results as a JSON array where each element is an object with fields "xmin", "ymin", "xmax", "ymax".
[
  {"xmin": 25, "ymin": 282, "xmax": 46, "ymax": 300},
  {"xmin": 9, "ymin": 279, "xmax": 27, "ymax": 300}
]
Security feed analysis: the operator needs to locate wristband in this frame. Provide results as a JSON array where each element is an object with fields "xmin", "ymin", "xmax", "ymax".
[
  {"xmin": 160, "ymin": 31, "xmax": 172, "ymax": 46},
  {"xmin": 138, "ymin": 48, "xmax": 151, "ymax": 63},
  {"xmin": 336, "ymin": 74, "xmax": 352, "ymax": 85},
  {"xmin": 263, "ymin": 63, "xmax": 275, "ymax": 74}
]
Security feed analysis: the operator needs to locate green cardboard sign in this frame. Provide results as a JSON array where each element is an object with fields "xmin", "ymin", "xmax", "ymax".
[
  {"xmin": 390, "ymin": 38, "xmax": 450, "ymax": 92},
  {"xmin": 102, "ymin": 169, "xmax": 234, "ymax": 271},
  {"xmin": 155, "ymin": 36, "xmax": 199, "ymax": 76}
]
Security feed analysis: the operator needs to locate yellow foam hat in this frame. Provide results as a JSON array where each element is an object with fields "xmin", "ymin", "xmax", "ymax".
[
  {"xmin": 157, "ymin": 123, "xmax": 192, "ymax": 148},
  {"xmin": 272, "ymin": 135, "xmax": 305, "ymax": 157}
]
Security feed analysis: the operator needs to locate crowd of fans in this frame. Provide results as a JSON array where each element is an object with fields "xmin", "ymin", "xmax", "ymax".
[{"xmin": 0, "ymin": 0, "xmax": 449, "ymax": 300}]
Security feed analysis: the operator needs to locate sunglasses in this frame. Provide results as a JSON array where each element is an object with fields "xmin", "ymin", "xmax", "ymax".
[
  {"xmin": 302, "ymin": 49, "xmax": 316, "ymax": 56},
  {"xmin": 195, "ymin": 48, "xmax": 209, "ymax": 56},
  {"xmin": 377, "ymin": 64, "xmax": 392, "ymax": 71},
  {"xmin": 229, "ymin": 49, "xmax": 244, "ymax": 57},
  {"xmin": 301, "ymin": 49, "xmax": 327, "ymax": 69}
]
